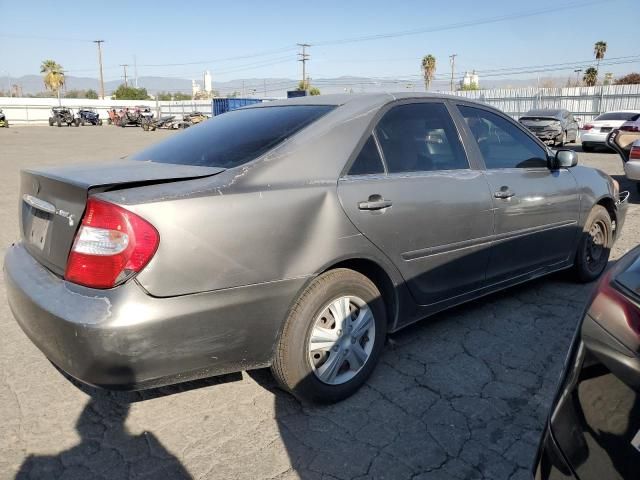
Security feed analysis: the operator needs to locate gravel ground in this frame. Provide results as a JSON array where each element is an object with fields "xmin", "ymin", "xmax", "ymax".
[{"xmin": 0, "ymin": 126, "xmax": 638, "ymax": 480}]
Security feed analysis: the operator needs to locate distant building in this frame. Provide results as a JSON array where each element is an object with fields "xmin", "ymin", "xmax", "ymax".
[
  {"xmin": 203, "ymin": 71, "xmax": 212, "ymax": 94},
  {"xmin": 461, "ymin": 70, "xmax": 480, "ymax": 88},
  {"xmin": 192, "ymin": 80, "xmax": 202, "ymax": 97}
]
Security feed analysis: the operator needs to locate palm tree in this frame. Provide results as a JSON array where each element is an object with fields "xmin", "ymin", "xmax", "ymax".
[
  {"xmin": 594, "ymin": 41, "xmax": 607, "ymax": 81},
  {"xmin": 583, "ymin": 67, "xmax": 598, "ymax": 87},
  {"xmin": 421, "ymin": 55, "xmax": 436, "ymax": 91},
  {"xmin": 40, "ymin": 60, "xmax": 65, "ymax": 100}
]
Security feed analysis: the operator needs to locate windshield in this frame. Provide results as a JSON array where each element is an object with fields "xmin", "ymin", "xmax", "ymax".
[
  {"xmin": 595, "ymin": 112, "xmax": 640, "ymax": 121},
  {"xmin": 130, "ymin": 105, "xmax": 335, "ymax": 168}
]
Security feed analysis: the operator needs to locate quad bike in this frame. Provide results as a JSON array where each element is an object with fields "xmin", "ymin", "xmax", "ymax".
[
  {"xmin": 76, "ymin": 108, "xmax": 103, "ymax": 126},
  {"xmin": 49, "ymin": 107, "xmax": 79, "ymax": 127},
  {"xmin": 121, "ymin": 106, "xmax": 154, "ymax": 128},
  {"xmin": 0, "ymin": 109, "xmax": 8, "ymax": 128}
]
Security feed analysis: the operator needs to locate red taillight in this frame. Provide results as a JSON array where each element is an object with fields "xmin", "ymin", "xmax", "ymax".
[
  {"xmin": 65, "ymin": 198, "xmax": 159, "ymax": 289},
  {"xmin": 631, "ymin": 146, "xmax": 640, "ymax": 160},
  {"xmin": 591, "ymin": 270, "xmax": 640, "ymax": 338},
  {"xmin": 621, "ymin": 125, "xmax": 640, "ymax": 132},
  {"xmin": 582, "ymin": 124, "xmax": 594, "ymax": 131}
]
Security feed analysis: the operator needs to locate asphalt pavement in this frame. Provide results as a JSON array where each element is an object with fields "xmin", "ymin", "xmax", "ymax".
[{"xmin": 1, "ymin": 126, "xmax": 638, "ymax": 480}]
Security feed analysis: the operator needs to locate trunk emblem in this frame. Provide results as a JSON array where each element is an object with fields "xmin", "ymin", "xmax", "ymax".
[{"xmin": 22, "ymin": 194, "xmax": 76, "ymax": 227}]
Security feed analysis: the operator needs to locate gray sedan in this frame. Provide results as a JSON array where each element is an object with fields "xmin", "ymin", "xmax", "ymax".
[
  {"xmin": 519, "ymin": 108, "xmax": 580, "ymax": 146},
  {"xmin": 4, "ymin": 94, "xmax": 629, "ymax": 403}
]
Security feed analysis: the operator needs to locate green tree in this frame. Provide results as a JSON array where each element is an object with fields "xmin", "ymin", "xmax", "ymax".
[
  {"xmin": 173, "ymin": 92, "xmax": 192, "ymax": 100},
  {"xmin": 112, "ymin": 84, "xmax": 150, "ymax": 100},
  {"xmin": 421, "ymin": 54, "xmax": 437, "ymax": 91},
  {"xmin": 40, "ymin": 59, "xmax": 65, "ymax": 97},
  {"xmin": 594, "ymin": 41, "xmax": 607, "ymax": 81},
  {"xmin": 615, "ymin": 73, "xmax": 640, "ymax": 85},
  {"xmin": 156, "ymin": 91, "xmax": 173, "ymax": 101},
  {"xmin": 583, "ymin": 67, "xmax": 598, "ymax": 87},
  {"xmin": 296, "ymin": 80, "xmax": 320, "ymax": 95},
  {"xmin": 85, "ymin": 89, "xmax": 99, "ymax": 99},
  {"xmin": 459, "ymin": 82, "xmax": 479, "ymax": 91}
]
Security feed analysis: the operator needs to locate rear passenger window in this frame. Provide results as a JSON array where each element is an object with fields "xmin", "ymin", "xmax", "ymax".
[
  {"xmin": 374, "ymin": 102, "xmax": 469, "ymax": 173},
  {"xmin": 349, "ymin": 136, "xmax": 384, "ymax": 175},
  {"xmin": 458, "ymin": 105, "xmax": 547, "ymax": 169}
]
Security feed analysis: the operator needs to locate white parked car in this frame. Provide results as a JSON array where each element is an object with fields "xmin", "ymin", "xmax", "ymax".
[{"xmin": 581, "ymin": 110, "xmax": 640, "ymax": 151}]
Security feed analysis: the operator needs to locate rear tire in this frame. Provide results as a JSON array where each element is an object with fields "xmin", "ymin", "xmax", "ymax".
[
  {"xmin": 573, "ymin": 205, "xmax": 612, "ymax": 282},
  {"xmin": 56, "ymin": 120, "xmax": 61, "ymax": 127},
  {"xmin": 271, "ymin": 269, "xmax": 387, "ymax": 404},
  {"xmin": 49, "ymin": 117, "xmax": 54, "ymax": 127}
]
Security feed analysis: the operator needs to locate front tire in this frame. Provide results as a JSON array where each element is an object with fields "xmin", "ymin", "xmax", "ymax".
[
  {"xmin": 573, "ymin": 205, "xmax": 612, "ymax": 282},
  {"xmin": 271, "ymin": 269, "xmax": 387, "ymax": 404}
]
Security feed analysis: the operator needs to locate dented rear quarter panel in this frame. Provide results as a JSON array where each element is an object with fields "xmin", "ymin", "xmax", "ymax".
[{"xmin": 99, "ymin": 94, "xmax": 402, "ymax": 297}]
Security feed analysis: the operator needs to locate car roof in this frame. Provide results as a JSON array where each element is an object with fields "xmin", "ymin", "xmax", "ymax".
[{"xmin": 250, "ymin": 92, "xmax": 469, "ymax": 109}]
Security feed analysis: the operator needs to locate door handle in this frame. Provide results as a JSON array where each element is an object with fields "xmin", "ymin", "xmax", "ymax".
[
  {"xmin": 494, "ymin": 187, "xmax": 515, "ymax": 199},
  {"xmin": 358, "ymin": 195, "xmax": 393, "ymax": 210}
]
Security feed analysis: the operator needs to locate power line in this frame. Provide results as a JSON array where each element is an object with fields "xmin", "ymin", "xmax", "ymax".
[{"xmin": 310, "ymin": 0, "xmax": 613, "ymax": 46}]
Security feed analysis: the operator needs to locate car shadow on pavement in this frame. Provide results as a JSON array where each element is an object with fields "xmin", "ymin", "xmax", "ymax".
[
  {"xmin": 14, "ymin": 368, "xmax": 242, "ymax": 480},
  {"xmin": 248, "ymin": 270, "xmax": 600, "ymax": 479}
]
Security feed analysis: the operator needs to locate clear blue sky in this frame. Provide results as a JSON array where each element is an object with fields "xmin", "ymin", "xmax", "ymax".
[{"xmin": 1, "ymin": 0, "xmax": 637, "ymax": 85}]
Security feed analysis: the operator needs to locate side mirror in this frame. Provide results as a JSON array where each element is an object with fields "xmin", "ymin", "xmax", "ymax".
[{"xmin": 549, "ymin": 149, "xmax": 578, "ymax": 169}]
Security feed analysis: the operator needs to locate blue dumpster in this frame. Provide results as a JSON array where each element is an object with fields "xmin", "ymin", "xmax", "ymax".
[{"xmin": 212, "ymin": 98, "xmax": 262, "ymax": 116}]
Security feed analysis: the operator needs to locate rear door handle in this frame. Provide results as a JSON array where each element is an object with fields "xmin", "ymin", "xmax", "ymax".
[
  {"xmin": 494, "ymin": 187, "xmax": 515, "ymax": 199},
  {"xmin": 358, "ymin": 195, "xmax": 392, "ymax": 210}
]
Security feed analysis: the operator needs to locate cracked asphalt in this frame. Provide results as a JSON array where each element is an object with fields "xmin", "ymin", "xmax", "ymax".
[{"xmin": 1, "ymin": 127, "xmax": 639, "ymax": 480}]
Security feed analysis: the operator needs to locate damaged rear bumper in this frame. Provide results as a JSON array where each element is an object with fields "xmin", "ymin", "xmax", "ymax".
[{"xmin": 4, "ymin": 242, "xmax": 305, "ymax": 390}]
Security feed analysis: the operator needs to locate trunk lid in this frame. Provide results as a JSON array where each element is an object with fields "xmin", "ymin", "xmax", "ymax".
[
  {"xmin": 20, "ymin": 159, "xmax": 224, "ymax": 275},
  {"xmin": 607, "ymin": 129, "xmax": 640, "ymax": 162}
]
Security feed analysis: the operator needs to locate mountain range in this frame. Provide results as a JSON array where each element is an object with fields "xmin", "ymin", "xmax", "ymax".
[{"xmin": 4, "ymin": 74, "xmax": 565, "ymax": 98}]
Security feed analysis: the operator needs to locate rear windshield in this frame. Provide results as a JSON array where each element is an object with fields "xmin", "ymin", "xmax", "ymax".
[
  {"xmin": 595, "ymin": 112, "xmax": 640, "ymax": 121},
  {"xmin": 519, "ymin": 117, "xmax": 559, "ymax": 122},
  {"xmin": 130, "ymin": 105, "xmax": 335, "ymax": 168}
]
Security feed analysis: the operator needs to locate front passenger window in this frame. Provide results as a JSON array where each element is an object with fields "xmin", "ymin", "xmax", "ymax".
[{"xmin": 458, "ymin": 105, "xmax": 548, "ymax": 169}]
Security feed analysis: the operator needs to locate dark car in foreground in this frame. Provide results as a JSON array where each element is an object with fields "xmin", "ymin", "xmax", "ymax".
[
  {"xmin": 4, "ymin": 94, "xmax": 629, "ymax": 403},
  {"xmin": 519, "ymin": 109, "xmax": 580, "ymax": 146},
  {"xmin": 534, "ymin": 246, "xmax": 640, "ymax": 480}
]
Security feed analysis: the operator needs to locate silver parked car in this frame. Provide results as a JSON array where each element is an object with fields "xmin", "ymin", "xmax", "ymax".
[
  {"xmin": 4, "ymin": 94, "xmax": 629, "ymax": 403},
  {"xmin": 519, "ymin": 108, "xmax": 580, "ymax": 146}
]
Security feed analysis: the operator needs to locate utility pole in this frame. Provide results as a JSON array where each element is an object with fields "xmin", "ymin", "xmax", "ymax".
[
  {"xmin": 574, "ymin": 69, "xmax": 582, "ymax": 87},
  {"xmin": 297, "ymin": 43, "xmax": 311, "ymax": 89},
  {"xmin": 120, "ymin": 64, "xmax": 129, "ymax": 87},
  {"xmin": 93, "ymin": 40, "xmax": 105, "ymax": 99},
  {"xmin": 449, "ymin": 54, "xmax": 457, "ymax": 92}
]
